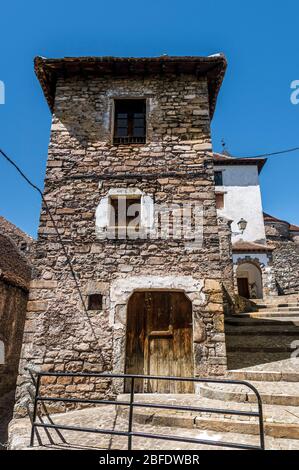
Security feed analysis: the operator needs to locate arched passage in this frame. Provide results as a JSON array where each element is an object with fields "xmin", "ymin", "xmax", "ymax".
[
  {"xmin": 125, "ymin": 291, "xmax": 193, "ymax": 393},
  {"xmin": 236, "ymin": 262, "xmax": 263, "ymax": 299}
]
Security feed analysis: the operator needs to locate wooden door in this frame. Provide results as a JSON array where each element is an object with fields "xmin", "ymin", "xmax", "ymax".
[
  {"xmin": 237, "ymin": 277, "xmax": 250, "ymax": 299},
  {"xmin": 125, "ymin": 291, "xmax": 193, "ymax": 393},
  {"xmin": 125, "ymin": 292, "xmax": 146, "ymax": 393}
]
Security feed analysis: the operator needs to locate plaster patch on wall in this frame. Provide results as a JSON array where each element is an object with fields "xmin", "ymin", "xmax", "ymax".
[{"xmin": 95, "ymin": 188, "xmax": 154, "ymax": 238}]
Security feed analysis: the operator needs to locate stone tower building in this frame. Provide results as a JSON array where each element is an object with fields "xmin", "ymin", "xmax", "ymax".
[{"xmin": 15, "ymin": 55, "xmax": 229, "ymax": 414}]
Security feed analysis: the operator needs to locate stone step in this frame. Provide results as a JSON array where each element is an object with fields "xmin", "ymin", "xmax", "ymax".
[
  {"xmin": 8, "ymin": 404, "xmax": 299, "ymax": 450},
  {"xmin": 200, "ymin": 381, "xmax": 299, "ymax": 406},
  {"xmin": 229, "ymin": 370, "xmax": 299, "ymax": 383},
  {"xmin": 256, "ymin": 303, "xmax": 299, "ymax": 309},
  {"xmin": 255, "ymin": 311, "xmax": 299, "ymax": 316},
  {"xmin": 261, "ymin": 295, "xmax": 299, "ymax": 304},
  {"xmin": 225, "ymin": 335, "xmax": 298, "ymax": 352},
  {"xmin": 226, "ymin": 317, "xmax": 299, "ymax": 326},
  {"xmin": 234, "ymin": 312, "xmax": 299, "ymax": 318},
  {"xmin": 226, "ymin": 352, "xmax": 297, "ymax": 369},
  {"xmin": 117, "ymin": 394, "xmax": 299, "ymax": 441},
  {"xmin": 258, "ymin": 307, "xmax": 299, "ymax": 312},
  {"xmin": 228, "ymin": 347, "xmax": 293, "ymax": 354},
  {"xmin": 227, "ymin": 358, "xmax": 299, "ymax": 382},
  {"xmin": 225, "ymin": 326, "xmax": 299, "ymax": 335},
  {"xmin": 262, "ymin": 299, "xmax": 299, "ymax": 302}
]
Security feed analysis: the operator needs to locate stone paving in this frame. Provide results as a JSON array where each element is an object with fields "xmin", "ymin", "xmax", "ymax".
[{"xmin": 8, "ymin": 405, "xmax": 299, "ymax": 451}]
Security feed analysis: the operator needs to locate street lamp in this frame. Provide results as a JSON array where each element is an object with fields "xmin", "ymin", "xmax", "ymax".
[{"xmin": 237, "ymin": 218, "xmax": 247, "ymax": 234}]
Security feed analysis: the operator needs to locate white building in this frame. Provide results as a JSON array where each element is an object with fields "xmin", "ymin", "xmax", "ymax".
[{"xmin": 213, "ymin": 152, "xmax": 275, "ymax": 299}]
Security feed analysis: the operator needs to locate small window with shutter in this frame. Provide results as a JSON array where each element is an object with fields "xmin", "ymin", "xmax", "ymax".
[
  {"xmin": 114, "ymin": 99, "xmax": 146, "ymax": 144},
  {"xmin": 215, "ymin": 193, "xmax": 224, "ymax": 209},
  {"xmin": 214, "ymin": 171, "xmax": 223, "ymax": 186}
]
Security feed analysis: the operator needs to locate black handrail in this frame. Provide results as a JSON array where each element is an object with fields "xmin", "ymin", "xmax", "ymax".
[{"xmin": 27, "ymin": 370, "xmax": 265, "ymax": 450}]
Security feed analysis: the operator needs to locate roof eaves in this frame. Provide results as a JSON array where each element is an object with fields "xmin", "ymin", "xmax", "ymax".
[
  {"xmin": 213, "ymin": 154, "xmax": 267, "ymax": 173},
  {"xmin": 34, "ymin": 55, "xmax": 227, "ymax": 118}
]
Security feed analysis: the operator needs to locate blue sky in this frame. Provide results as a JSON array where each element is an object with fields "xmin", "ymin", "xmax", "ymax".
[{"xmin": 0, "ymin": 0, "xmax": 298, "ymax": 237}]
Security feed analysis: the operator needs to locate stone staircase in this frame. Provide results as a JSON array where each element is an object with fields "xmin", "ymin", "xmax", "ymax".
[
  {"xmin": 117, "ymin": 392, "xmax": 299, "ymax": 447},
  {"xmin": 8, "ymin": 296, "xmax": 299, "ymax": 450},
  {"xmin": 202, "ymin": 295, "xmax": 299, "ymax": 444},
  {"xmin": 115, "ymin": 295, "xmax": 299, "ymax": 449},
  {"xmin": 225, "ymin": 296, "xmax": 299, "ymax": 368}
]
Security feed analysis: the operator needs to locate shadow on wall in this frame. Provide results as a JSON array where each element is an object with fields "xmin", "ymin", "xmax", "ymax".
[{"xmin": 0, "ymin": 232, "xmax": 32, "ymax": 449}]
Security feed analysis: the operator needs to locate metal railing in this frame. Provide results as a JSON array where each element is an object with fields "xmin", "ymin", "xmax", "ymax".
[
  {"xmin": 28, "ymin": 371, "xmax": 265, "ymax": 450},
  {"xmin": 113, "ymin": 136, "xmax": 146, "ymax": 145}
]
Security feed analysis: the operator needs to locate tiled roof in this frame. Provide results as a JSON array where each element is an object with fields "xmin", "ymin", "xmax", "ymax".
[
  {"xmin": 0, "ymin": 216, "xmax": 33, "ymax": 246},
  {"xmin": 232, "ymin": 240, "xmax": 275, "ymax": 253},
  {"xmin": 0, "ymin": 215, "xmax": 34, "ymax": 264},
  {"xmin": 263, "ymin": 212, "xmax": 299, "ymax": 231},
  {"xmin": 34, "ymin": 54, "xmax": 227, "ymax": 118},
  {"xmin": 0, "ymin": 233, "xmax": 31, "ymax": 290},
  {"xmin": 263, "ymin": 212, "xmax": 290, "ymax": 225},
  {"xmin": 213, "ymin": 152, "xmax": 267, "ymax": 173}
]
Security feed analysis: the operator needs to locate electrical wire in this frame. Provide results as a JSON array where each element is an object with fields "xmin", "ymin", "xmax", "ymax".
[
  {"xmin": 0, "ymin": 148, "xmax": 90, "ymax": 319},
  {"xmin": 1, "ymin": 142, "xmax": 298, "ymax": 306},
  {"xmin": 0, "ymin": 147, "xmax": 110, "ymax": 368},
  {"xmin": 239, "ymin": 146, "xmax": 299, "ymax": 159}
]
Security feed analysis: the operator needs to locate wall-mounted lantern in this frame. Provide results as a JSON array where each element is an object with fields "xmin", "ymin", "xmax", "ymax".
[{"xmin": 237, "ymin": 218, "xmax": 248, "ymax": 234}]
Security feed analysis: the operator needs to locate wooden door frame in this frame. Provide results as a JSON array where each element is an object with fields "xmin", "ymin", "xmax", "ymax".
[
  {"xmin": 109, "ymin": 275, "xmax": 211, "ymax": 394},
  {"xmin": 124, "ymin": 289, "xmax": 194, "ymax": 393}
]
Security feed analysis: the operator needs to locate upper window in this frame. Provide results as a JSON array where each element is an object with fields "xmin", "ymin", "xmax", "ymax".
[
  {"xmin": 214, "ymin": 171, "xmax": 223, "ymax": 186},
  {"xmin": 215, "ymin": 193, "xmax": 224, "ymax": 209},
  {"xmin": 114, "ymin": 99, "xmax": 146, "ymax": 144}
]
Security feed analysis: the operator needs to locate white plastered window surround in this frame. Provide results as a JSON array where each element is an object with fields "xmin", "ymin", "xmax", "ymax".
[{"xmin": 95, "ymin": 188, "xmax": 154, "ymax": 239}]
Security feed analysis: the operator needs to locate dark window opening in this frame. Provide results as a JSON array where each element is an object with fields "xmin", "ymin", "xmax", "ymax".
[
  {"xmin": 110, "ymin": 197, "xmax": 141, "ymax": 233},
  {"xmin": 114, "ymin": 99, "xmax": 146, "ymax": 144},
  {"xmin": 19, "ymin": 241, "xmax": 27, "ymax": 252},
  {"xmin": 88, "ymin": 294, "xmax": 103, "ymax": 311},
  {"xmin": 214, "ymin": 171, "xmax": 223, "ymax": 186}
]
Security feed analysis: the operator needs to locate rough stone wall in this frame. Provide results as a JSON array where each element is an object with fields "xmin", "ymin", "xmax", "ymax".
[
  {"xmin": 270, "ymin": 241, "xmax": 299, "ymax": 294},
  {"xmin": 265, "ymin": 222, "xmax": 299, "ymax": 294},
  {"xmin": 15, "ymin": 73, "xmax": 227, "ymax": 416},
  {"xmin": 217, "ymin": 217, "xmax": 234, "ymax": 315},
  {"xmin": 291, "ymin": 231, "xmax": 299, "ymax": 244},
  {"xmin": 217, "ymin": 217, "xmax": 234, "ymax": 294},
  {"xmin": 264, "ymin": 221, "xmax": 290, "ymax": 240}
]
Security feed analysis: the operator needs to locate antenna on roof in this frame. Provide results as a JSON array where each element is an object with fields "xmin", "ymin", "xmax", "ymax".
[{"xmin": 221, "ymin": 138, "xmax": 231, "ymax": 156}]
